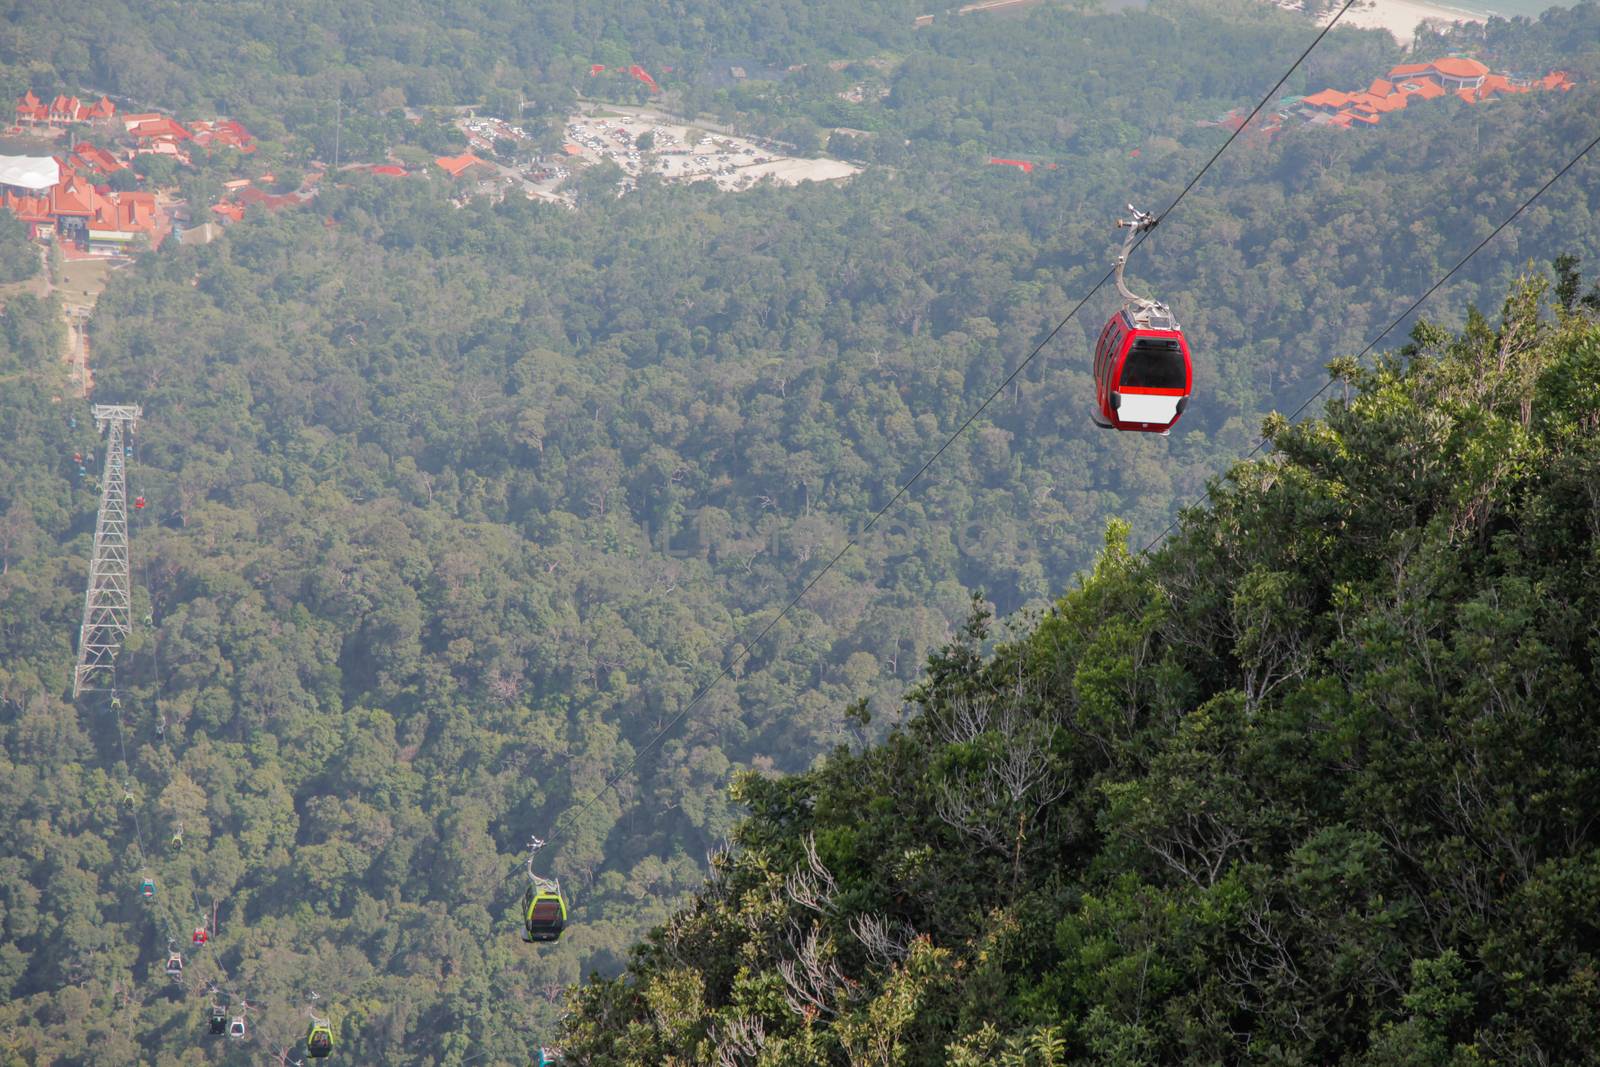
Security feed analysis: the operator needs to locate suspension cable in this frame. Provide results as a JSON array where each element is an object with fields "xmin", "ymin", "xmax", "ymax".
[
  {"xmin": 1139, "ymin": 125, "xmax": 1600, "ymax": 555},
  {"xmin": 527, "ymin": 0, "xmax": 1360, "ymax": 862}
]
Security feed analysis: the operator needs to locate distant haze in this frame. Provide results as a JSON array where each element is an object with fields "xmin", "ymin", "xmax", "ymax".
[{"xmin": 1448, "ymin": 0, "xmax": 1577, "ymax": 17}]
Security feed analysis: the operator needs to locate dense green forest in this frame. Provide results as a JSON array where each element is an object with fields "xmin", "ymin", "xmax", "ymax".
[
  {"xmin": 559, "ymin": 274, "xmax": 1600, "ymax": 1065},
  {"xmin": 0, "ymin": 0, "xmax": 1598, "ymax": 1062}
]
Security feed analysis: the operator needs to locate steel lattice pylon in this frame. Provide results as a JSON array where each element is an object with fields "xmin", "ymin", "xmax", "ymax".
[{"xmin": 73, "ymin": 404, "xmax": 142, "ymax": 698}]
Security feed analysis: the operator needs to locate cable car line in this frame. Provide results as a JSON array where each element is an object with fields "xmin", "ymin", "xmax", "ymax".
[
  {"xmin": 126, "ymin": 434, "xmax": 267, "ymax": 1037},
  {"xmin": 516, "ymin": 0, "xmax": 1360, "ymax": 872},
  {"xmin": 1139, "ymin": 124, "xmax": 1600, "ymax": 555},
  {"xmin": 75, "ymin": 425, "xmax": 265, "ymax": 1048}
]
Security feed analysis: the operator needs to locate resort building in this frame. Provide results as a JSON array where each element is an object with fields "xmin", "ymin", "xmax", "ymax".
[
  {"xmin": 1299, "ymin": 57, "xmax": 1575, "ymax": 130},
  {"xmin": 13, "ymin": 91, "xmax": 116, "ymax": 129}
]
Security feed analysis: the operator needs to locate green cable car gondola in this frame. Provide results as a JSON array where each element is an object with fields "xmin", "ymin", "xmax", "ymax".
[
  {"xmin": 208, "ymin": 1005, "xmax": 228, "ymax": 1035},
  {"xmin": 535, "ymin": 1046, "xmax": 562, "ymax": 1066},
  {"xmin": 522, "ymin": 877, "xmax": 567, "ymax": 943},
  {"xmin": 306, "ymin": 1019, "xmax": 335, "ymax": 1058}
]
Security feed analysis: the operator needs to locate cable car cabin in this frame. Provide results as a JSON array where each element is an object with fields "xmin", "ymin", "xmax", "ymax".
[
  {"xmin": 209, "ymin": 1006, "xmax": 228, "ymax": 1035},
  {"xmin": 192, "ymin": 927, "xmax": 209, "ymax": 946},
  {"xmin": 522, "ymin": 882, "xmax": 568, "ymax": 943},
  {"xmin": 229, "ymin": 1016, "xmax": 247, "ymax": 1039},
  {"xmin": 306, "ymin": 1021, "xmax": 335, "ymax": 1058},
  {"xmin": 165, "ymin": 953, "xmax": 183, "ymax": 978},
  {"xmin": 536, "ymin": 1047, "xmax": 563, "ymax": 1066},
  {"xmin": 140, "ymin": 878, "xmax": 156, "ymax": 899},
  {"xmin": 1091, "ymin": 306, "xmax": 1192, "ymax": 434}
]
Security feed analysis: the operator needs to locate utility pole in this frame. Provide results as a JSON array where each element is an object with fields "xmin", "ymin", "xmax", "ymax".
[{"xmin": 73, "ymin": 403, "xmax": 142, "ymax": 698}]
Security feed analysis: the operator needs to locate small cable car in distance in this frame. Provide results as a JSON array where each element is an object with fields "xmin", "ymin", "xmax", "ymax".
[
  {"xmin": 1091, "ymin": 205, "xmax": 1193, "ymax": 435},
  {"xmin": 209, "ymin": 1004, "xmax": 229, "ymax": 1035},
  {"xmin": 523, "ymin": 877, "xmax": 568, "ymax": 943},
  {"xmin": 140, "ymin": 876, "xmax": 156, "ymax": 899},
  {"xmin": 165, "ymin": 951, "xmax": 184, "ymax": 979},
  {"xmin": 306, "ymin": 1019, "xmax": 335, "ymax": 1058},
  {"xmin": 229, "ymin": 1015, "xmax": 247, "ymax": 1039},
  {"xmin": 536, "ymin": 1046, "xmax": 563, "ymax": 1066}
]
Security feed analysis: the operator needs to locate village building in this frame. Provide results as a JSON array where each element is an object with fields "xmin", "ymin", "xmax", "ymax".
[
  {"xmin": 189, "ymin": 119, "xmax": 257, "ymax": 153},
  {"xmin": 71, "ymin": 142, "xmax": 126, "ymax": 177},
  {"xmin": 435, "ymin": 151, "xmax": 495, "ymax": 179},
  {"xmin": 13, "ymin": 91, "xmax": 115, "ymax": 129},
  {"xmin": 1299, "ymin": 57, "xmax": 1574, "ymax": 130},
  {"xmin": 0, "ymin": 151, "xmax": 167, "ymax": 253}
]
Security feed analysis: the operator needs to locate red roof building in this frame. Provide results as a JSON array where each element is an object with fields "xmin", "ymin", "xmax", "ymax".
[
  {"xmin": 235, "ymin": 186, "xmax": 301, "ymax": 211},
  {"xmin": 988, "ymin": 157, "xmax": 1034, "ymax": 173},
  {"xmin": 1399, "ymin": 79, "xmax": 1447, "ymax": 100},
  {"xmin": 14, "ymin": 91, "xmax": 113, "ymax": 128},
  {"xmin": 72, "ymin": 142, "xmax": 125, "ymax": 176},
  {"xmin": 1306, "ymin": 57, "xmax": 1573, "ymax": 128},
  {"xmin": 190, "ymin": 118, "xmax": 257, "ymax": 153},
  {"xmin": 0, "ymin": 167, "xmax": 167, "ymax": 250},
  {"xmin": 1302, "ymin": 89, "xmax": 1352, "ymax": 110},
  {"xmin": 435, "ymin": 151, "xmax": 491, "ymax": 178},
  {"xmin": 2, "ymin": 190, "xmax": 52, "ymax": 227},
  {"xmin": 127, "ymin": 116, "xmax": 192, "ymax": 142},
  {"xmin": 15, "ymin": 91, "xmax": 46, "ymax": 126}
]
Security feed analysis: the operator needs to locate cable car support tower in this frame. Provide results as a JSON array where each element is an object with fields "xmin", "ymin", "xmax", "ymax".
[{"xmin": 73, "ymin": 403, "xmax": 142, "ymax": 699}]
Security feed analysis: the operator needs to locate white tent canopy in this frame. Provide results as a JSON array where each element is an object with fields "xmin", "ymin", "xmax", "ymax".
[{"xmin": 0, "ymin": 155, "xmax": 60, "ymax": 192}]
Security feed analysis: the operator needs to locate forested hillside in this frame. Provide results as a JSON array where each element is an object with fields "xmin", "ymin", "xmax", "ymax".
[
  {"xmin": 1, "ymin": 0, "xmax": 1598, "ymax": 1063},
  {"xmin": 560, "ymin": 277, "xmax": 1600, "ymax": 1065}
]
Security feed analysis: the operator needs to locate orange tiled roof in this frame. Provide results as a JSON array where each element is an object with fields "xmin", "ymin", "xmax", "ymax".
[
  {"xmin": 1389, "ymin": 62, "xmax": 1431, "ymax": 79},
  {"xmin": 435, "ymin": 152, "xmax": 487, "ymax": 177},
  {"xmin": 1303, "ymin": 89, "xmax": 1351, "ymax": 108},
  {"xmin": 49, "ymin": 173, "xmax": 97, "ymax": 216},
  {"xmin": 211, "ymin": 201, "xmax": 246, "ymax": 222},
  {"xmin": 1405, "ymin": 80, "xmax": 1446, "ymax": 99},
  {"xmin": 15, "ymin": 91, "xmax": 46, "ymax": 120},
  {"xmin": 1433, "ymin": 57, "xmax": 1489, "ymax": 79},
  {"xmin": 3, "ymin": 190, "xmax": 52, "ymax": 223},
  {"xmin": 73, "ymin": 142, "xmax": 124, "ymax": 174},
  {"xmin": 1455, "ymin": 88, "xmax": 1478, "ymax": 103},
  {"xmin": 129, "ymin": 116, "xmax": 192, "ymax": 141},
  {"xmin": 1367, "ymin": 78, "xmax": 1394, "ymax": 96}
]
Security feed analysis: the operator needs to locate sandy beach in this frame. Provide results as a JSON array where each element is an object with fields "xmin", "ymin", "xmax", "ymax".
[{"xmin": 1327, "ymin": 0, "xmax": 1485, "ymax": 45}]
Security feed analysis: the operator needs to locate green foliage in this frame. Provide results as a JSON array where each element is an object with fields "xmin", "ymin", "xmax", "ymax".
[
  {"xmin": 1, "ymin": 1, "xmax": 1598, "ymax": 1061},
  {"xmin": 560, "ymin": 284, "xmax": 1600, "ymax": 1062},
  {"xmin": 0, "ymin": 214, "xmax": 39, "ymax": 283}
]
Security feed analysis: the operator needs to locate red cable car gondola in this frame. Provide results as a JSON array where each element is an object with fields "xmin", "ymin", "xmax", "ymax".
[{"xmin": 1091, "ymin": 206, "xmax": 1193, "ymax": 435}]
